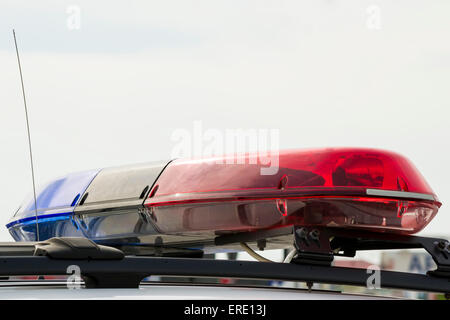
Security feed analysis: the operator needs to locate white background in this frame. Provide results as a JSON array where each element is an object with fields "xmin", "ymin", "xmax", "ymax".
[{"xmin": 0, "ymin": 0, "xmax": 449, "ymax": 242}]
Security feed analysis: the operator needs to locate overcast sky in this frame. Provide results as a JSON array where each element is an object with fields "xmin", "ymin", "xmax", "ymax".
[{"xmin": 0, "ymin": 0, "xmax": 449, "ymax": 242}]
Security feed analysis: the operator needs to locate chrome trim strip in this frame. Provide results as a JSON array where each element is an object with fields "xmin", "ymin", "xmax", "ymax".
[{"xmin": 366, "ymin": 189, "xmax": 435, "ymax": 201}]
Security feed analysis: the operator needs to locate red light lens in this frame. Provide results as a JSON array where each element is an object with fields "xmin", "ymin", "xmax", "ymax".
[{"xmin": 145, "ymin": 148, "xmax": 440, "ymax": 234}]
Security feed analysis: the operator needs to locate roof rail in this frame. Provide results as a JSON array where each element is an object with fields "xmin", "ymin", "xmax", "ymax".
[
  {"xmin": 0, "ymin": 253, "xmax": 449, "ymax": 292},
  {"xmin": 0, "ymin": 230, "xmax": 448, "ymax": 293}
]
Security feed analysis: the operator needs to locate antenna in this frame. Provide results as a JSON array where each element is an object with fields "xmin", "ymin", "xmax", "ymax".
[{"xmin": 13, "ymin": 29, "xmax": 40, "ymax": 242}]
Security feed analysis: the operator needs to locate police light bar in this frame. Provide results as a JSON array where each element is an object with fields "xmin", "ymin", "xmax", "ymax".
[{"xmin": 6, "ymin": 148, "xmax": 441, "ymax": 248}]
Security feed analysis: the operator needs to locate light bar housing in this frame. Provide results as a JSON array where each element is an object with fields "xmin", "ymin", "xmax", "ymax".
[{"xmin": 7, "ymin": 148, "xmax": 441, "ymax": 249}]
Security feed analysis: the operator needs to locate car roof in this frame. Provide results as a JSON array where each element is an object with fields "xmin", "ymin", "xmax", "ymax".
[{"xmin": 0, "ymin": 282, "xmax": 394, "ymax": 300}]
